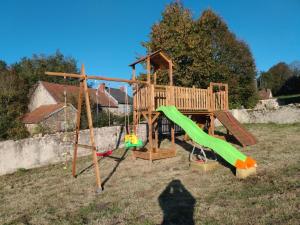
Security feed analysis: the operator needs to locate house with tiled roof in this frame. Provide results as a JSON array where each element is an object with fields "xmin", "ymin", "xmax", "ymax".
[
  {"xmin": 22, "ymin": 81, "xmax": 118, "ymax": 134},
  {"xmin": 258, "ymin": 88, "xmax": 273, "ymax": 100},
  {"xmin": 97, "ymin": 83, "xmax": 133, "ymax": 115}
]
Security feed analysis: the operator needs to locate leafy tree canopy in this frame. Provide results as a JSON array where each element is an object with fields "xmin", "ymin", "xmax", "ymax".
[
  {"xmin": 258, "ymin": 62, "xmax": 297, "ymax": 96},
  {"xmin": 142, "ymin": 2, "xmax": 258, "ymax": 108}
]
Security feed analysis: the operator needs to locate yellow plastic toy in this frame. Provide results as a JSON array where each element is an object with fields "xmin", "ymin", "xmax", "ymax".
[{"xmin": 125, "ymin": 134, "xmax": 143, "ymax": 148}]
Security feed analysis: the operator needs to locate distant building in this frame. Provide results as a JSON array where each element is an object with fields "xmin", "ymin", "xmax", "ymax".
[
  {"xmin": 255, "ymin": 88, "xmax": 279, "ymax": 110},
  {"xmin": 97, "ymin": 83, "xmax": 133, "ymax": 115},
  {"xmin": 258, "ymin": 88, "xmax": 273, "ymax": 100},
  {"xmin": 22, "ymin": 81, "xmax": 118, "ymax": 134}
]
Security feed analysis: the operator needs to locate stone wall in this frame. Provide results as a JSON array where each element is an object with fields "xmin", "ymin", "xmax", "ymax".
[
  {"xmin": 216, "ymin": 105, "xmax": 300, "ymax": 126},
  {"xmin": 41, "ymin": 105, "xmax": 77, "ymax": 133},
  {"xmin": 0, "ymin": 124, "xmax": 147, "ymax": 176},
  {"xmin": 254, "ymin": 99, "xmax": 279, "ymax": 110}
]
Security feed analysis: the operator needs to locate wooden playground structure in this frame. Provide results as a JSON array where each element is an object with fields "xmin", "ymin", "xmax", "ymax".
[
  {"xmin": 45, "ymin": 50, "xmax": 256, "ymax": 192},
  {"xmin": 130, "ymin": 50, "xmax": 255, "ymax": 161}
]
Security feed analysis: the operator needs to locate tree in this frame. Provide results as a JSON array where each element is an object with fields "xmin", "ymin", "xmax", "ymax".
[
  {"xmin": 12, "ymin": 50, "xmax": 78, "ymax": 89},
  {"xmin": 194, "ymin": 9, "xmax": 258, "ymax": 108},
  {"xmin": 0, "ymin": 67, "xmax": 29, "ymax": 140},
  {"xmin": 142, "ymin": 2, "xmax": 195, "ymax": 86},
  {"xmin": 142, "ymin": 2, "xmax": 258, "ymax": 108},
  {"xmin": 259, "ymin": 62, "xmax": 293, "ymax": 96}
]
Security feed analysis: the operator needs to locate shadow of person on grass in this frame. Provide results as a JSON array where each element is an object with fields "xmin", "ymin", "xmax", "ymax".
[{"xmin": 159, "ymin": 179, "xmax": 196, "ymax": 225}]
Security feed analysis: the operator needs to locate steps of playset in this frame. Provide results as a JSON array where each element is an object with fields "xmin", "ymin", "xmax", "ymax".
[
  {"xmin": 190, "ymin": 160, "xmax": 220, "ymax": 172},
  {"xmin": 214, "ymin": 111, "xmax": 257, "ymax": 147}
]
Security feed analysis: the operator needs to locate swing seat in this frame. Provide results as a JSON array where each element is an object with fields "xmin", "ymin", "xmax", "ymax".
[
  {"xmin": 96, "ymin": 150, "xmax": 113, "ymax": 157},
  {"xmin": 125, "ymin": 134, "xmax": 138, "ymax": 144},
  {"xmin": 125, "ymin": 139, "xmax": 143, "ymax": 148},
  {"xmin": 125, "ymin": 134, "xmax": 143, "ymax": 148}
]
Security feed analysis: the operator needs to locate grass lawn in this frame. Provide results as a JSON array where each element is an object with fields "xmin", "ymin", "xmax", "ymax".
[
  {"xmin": 276, "ymin": 93, "xmax": 300, "ymax": 99},
  {"xmin": 0, "ymin": 124, "xmax": 299, "ymax": 225},
  {"xmin": 276, "ymin": 94, "xmax": 300, "ymax": 105}
]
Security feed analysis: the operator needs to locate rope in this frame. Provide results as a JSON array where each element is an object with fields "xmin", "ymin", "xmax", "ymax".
[
  {"xmin": 63, "ymin": 79, "xmax": 67, "ymax": 130},
  {"xmin": 96, "ymin": 82, "xmax": 99, "ymax": 126},
  {"xmin": 62, "ymin": 76, "xmax": 70, "ymax": 169},
  {"xmin": 136, "ymin": 83, "xmax": 140, "ymax": 133},
  {"xmin": 125, "ymin": 85, "xmax": 131, "ymax": 134}
]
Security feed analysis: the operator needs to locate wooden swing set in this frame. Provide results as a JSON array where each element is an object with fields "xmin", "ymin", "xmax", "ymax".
[
  {"xmin": 45, "ymin": 50, "xmax": 255, "ymax": 192},
  {"xmin": 45, "ymin": 65, "xmax": 147, "ymax": 192}
]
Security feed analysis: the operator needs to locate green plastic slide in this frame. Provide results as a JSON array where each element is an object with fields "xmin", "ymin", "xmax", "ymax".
[{"xmin": 157, "ymin": 106, "xmax": 249, "ymax": 167}]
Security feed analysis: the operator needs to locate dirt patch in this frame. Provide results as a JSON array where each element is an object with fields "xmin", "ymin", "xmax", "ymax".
[{"xmin": 0, "ymin": 123, "xmax": 299, "ymax": 225}]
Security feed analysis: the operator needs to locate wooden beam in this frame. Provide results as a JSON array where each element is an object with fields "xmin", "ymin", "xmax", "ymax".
[
  {"xmin": 82, "ymin": 64, "xmax": 102, "ymax": 192},
  {"xmin": 45, "ymin": 71, "xmax": 148, "ymax": 84},
  {"xmin": 87, "ymin": 75, "xmax": 147, "ymax": 84},
  {"xmin": 152, "ymin": 112, "xmax": 160, "ymax": 123},
  {"xmin": 45, "ymin": 71, "xmax": 84, "ymax": 79},
  {"xmin": 141, "ymin": 112, "xmax": 149, "ymax": 123}
]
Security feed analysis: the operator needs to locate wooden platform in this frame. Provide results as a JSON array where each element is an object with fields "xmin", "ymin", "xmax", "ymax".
[
  {"xmin": 132, "ymin": 148, "xmax": 176, "ymax": 160},
  {"xmin": 236, "ymin": 167, "xmax": 257, "ymax": 179},
  {"xmin": 190, "ymin": 160, "xmax": 220, "ymax": 172}
]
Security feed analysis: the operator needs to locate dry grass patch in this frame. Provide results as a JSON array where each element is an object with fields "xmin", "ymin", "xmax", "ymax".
[{"xmin": 0, "ymin": 123, "xmax": 299, "ymax": 225}]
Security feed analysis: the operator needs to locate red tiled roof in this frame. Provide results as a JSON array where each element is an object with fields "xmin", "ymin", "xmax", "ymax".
[
  {"xmin": 22, "ymin": 104, "xmax": 65, "ymax": 124},
  {"xmin": 41, "ymin": 81, "xmax": 117, "ymax": 108}
]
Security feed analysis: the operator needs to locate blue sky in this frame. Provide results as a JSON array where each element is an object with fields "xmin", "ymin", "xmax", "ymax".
[{"xmin": 1, "ymin": 0, "xmax": 299, "ymax": 85}]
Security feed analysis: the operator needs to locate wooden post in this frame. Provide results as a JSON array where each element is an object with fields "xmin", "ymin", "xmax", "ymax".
[
  {"xmin": 168, "ymin": 60, "xmax": 173, "ymax": 86},
  {"xmin": 72, "ymin": 78, "xmax": 84, "ymax": 177},
  {"xmin": 147, "ymin": 57, "xmax": 153, "ymax": 162},
  {"xmin": 225, "ymin": 83, "xmax": 229, "ymax": 110},
  {"xmin": 169, "ymin": 60, "xmax": 175, "ymax": 144},
  {"xmin": 82, "ymin": 64, "xmax": 102, "ymax": 192},
  {"xmin": 154, "ymin": 71, "xmax": 157, "ymax": 85},
  {"xmin": 132, "ymin": 65, "xmax": 137, "ymax": 134},
  {"xmin": 154, "ymin": 120, "xmax": 159, "ymax": 152},
  {"xmin": 147, "ymin": 56, "xmax": 151, "ymax": 84},
  {"xmin": 171, "ymin": 121, "xmax": 175, "ymax": 150},
  {"xmin": 209, "ymin": 114, "xmax": 215, "ymax": 136}
]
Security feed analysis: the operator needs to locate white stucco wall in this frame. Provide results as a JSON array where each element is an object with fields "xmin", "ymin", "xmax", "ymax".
[{"xmin": 28, "ymin": 82, "xmax": 57, "ymax": 112}]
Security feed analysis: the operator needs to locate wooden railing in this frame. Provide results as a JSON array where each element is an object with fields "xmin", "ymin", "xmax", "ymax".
[{"xmin": 134, "ymin": 83, "xmax": 228, "ymax": 112}]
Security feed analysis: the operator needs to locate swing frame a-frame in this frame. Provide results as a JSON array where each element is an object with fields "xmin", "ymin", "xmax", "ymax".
[{"xmin": 45, "ymin": 65, "xmax": 147, "ymax": 192}]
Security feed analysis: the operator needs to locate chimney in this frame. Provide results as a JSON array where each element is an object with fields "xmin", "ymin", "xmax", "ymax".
[{"xmin": 97, "ymin": 83, "xmax": 105, "ymax": 94}]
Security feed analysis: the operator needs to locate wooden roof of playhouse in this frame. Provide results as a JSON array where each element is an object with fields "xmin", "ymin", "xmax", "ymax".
[
  {"xmin": 129, "ymin": 50, "xmax": 174, "ymax": 85},
  {"xmin": 129, "ymin": 50, "xmax": 172, "ymax": 70}
]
